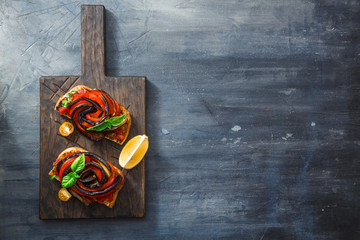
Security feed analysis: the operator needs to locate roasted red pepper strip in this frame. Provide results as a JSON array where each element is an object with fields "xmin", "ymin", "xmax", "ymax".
[
  {"xmin": 99, "ymin": 90, "xmax": 116, "ymax": 117},
  {"xmin": 53, "ymin": 152, "xmax": 73, "ymax": 175},
  {"xmin": 114, "ymin": 99, "xmax": 121, "ymax": 117},
  {"xmin": 58, "ymin": 87, "xmax": 130, "ymax": 145},
  {"xmin": 72, "ymin": 104, "xmax": 92, "ymax": 130},
  {"xmin": 84, "ymin": 165, "xmax": 103, "ymax": 183},
  {"xmin": 58, "ymin": 157, "xmax": 76, "ymax": 181},
  {"xmin": 76, "ymin": 163, "xmax": 116, "ymax": 192},
  {"xmin": 59, "ymin": 107, "xmax": 68, "ymax": 115},
  {"xmin": 70, "ymin": 177, "xmax": 123, "ymax": 199},
  {"xmin": 69, "ymin": 162, "xmax": 124, "ymax": 199},
  {"xmin": 68, "ymin": 91, "xmax": 107, "ymax": 124},
  {"xmin": 70, "ymin": 92, "xmax": 88, "ymax": 102},
  {"xmin": 86, "ymin": 174, "xmax": 125, "ymax": 198},
  {"xmin": 84, "ymin": 92, "xmax": 106, "ymax": 122}
]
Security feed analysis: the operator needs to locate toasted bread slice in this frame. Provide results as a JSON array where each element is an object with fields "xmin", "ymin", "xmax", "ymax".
[
  {"xmin": 54, "ymin": 85, "xmax": 92, "ymax": 118},
  {"xmin": 49, "ymin": 147, "xmax": 125, "ymax": 208},
  {"xmin": 55, "ymin": 85, "xmax": 131, "ymax": 145},
  {"xmin": 105, "ymin": 105, "xmax": 131, "ymax": 145},
  {"xmin": 48, "ymin": 147, "xmax": 87, "ymax": 181}
]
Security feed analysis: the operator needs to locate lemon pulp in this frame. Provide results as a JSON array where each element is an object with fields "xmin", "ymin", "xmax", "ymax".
[{"xmin": 119, "ymin": 135, "xmax": 148, "ymax": 169}]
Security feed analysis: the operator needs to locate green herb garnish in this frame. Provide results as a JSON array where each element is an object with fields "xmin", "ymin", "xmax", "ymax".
[
  {"xmin": 71, "ymin": 153, "xmax": 85, "ymax": 173},
  {"xmin": 62, "ymin": 99, "xmax": 68, "ymax": 107},
  {"xmin": 61, "ymin": 172, "xmax": 78, "ymax": 188},
  {"xmin": 61, "ymin": 154, "xmax": 85, "ymax": 188},
  {"xmin": 87, "ymin": 114, "xmax": 127, "ymax": 132},
  {"xmin": 61, "ymin": 91, "xmax": 77, "ymax": 108}
]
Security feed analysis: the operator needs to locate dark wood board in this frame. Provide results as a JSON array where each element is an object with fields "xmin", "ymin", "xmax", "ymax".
[{"xmin": 39, "ymin": 5, "xmax": 146, "ymax": 219}]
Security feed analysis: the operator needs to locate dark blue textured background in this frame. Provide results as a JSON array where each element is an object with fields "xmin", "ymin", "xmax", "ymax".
[{"xmin": 0, "ymin": 0, "xmax": 359, "ymax": 239}]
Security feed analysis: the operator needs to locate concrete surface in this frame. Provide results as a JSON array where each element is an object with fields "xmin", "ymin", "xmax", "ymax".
[{"xmin": 1, "ymin": 0, "xmax": 360, "ymax": 239}]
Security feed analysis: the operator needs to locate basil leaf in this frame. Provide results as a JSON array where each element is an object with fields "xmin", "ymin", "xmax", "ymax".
[
  {"xmin": 71, "ymin": 153, "xmax": 85, "ymax": 173},
  {"xmin": 61, "ymin": 172, "xmax": 77, "ymax": 188},
  {"xmin": 109, "ymin": 114, "xmax": 127, "ymax": 126},
  {"xmin": 62, "ymin": 91, "xmax": 77, "ymax": 108},
  {"xmin": 87, "ymin": 122, "xmax": 111, "ymax": 131},
  {"xmin": 86, "ymin": 114, "xmax": 127, "ymax": 131},
  {"xmin": 50, "ymin": 175, "xmax": 56, "ymax": 180},
  {"xmin": 62, "ymin": 99, "xmax": 68, "ymax": 108}
]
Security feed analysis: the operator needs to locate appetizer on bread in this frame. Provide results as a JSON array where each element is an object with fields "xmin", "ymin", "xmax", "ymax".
[
  {"xmin": 55, "ymin": 85, "xmax": 131, "ymax": 145},
  {"xmin": 49, "ymin": 147, "xmax": 125, "ymax": 208}
]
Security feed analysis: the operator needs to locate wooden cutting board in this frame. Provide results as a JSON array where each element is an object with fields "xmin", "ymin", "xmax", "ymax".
[{"xmin": 39, "ymin": 5, "xmax": 146, "ymax": 219}]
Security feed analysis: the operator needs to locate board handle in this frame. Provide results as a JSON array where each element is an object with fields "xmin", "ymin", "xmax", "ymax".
[{"xmin": 81, "ymin": 5, "xmax": 106, "ymax": 83}]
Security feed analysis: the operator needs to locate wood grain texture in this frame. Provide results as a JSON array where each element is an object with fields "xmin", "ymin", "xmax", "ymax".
[
  {"xmin": 81, "ymin": 5, "xmax": 105, "ymax": 84},
  {"xmin": 39, "ymin": 5, "xmax": 146, "ymax": 219}
]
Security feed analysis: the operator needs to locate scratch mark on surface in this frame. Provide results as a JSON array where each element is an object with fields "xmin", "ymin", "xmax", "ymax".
[
  {"xmin": 109, "ymin": 144, "xmax": 121, "ymax": 153},
  {"xmin": 287, "ymin": 16, "xmax": 292, "ymax": 53},
  {"xmin": 0, "ymin": 83, "xmax": 9, "ymax": 120},
  {"xmin": 41, "ymin": 82, "xmax": 62, "ymax": 101},
  {"xmin": 63, "ymin": 24, "xmax": 80, "ymax": 45},
  {"xmin": 61, "ymin": 134, "xmax": 84, "ymax": 149},
  {"xmin": 202, "ymin": 98, "xmax": 214, "ymax": 116},
  {"xmin": 65, "ymin": 77, "xmax": 81, "ymax": 93},
  {"xmin": 259, "ymin": 228, "xmax": 267, "ymax": 240},
  {"xmin": 114, "ymin": 22, "xmax": 134, "ymax": 60},
  {"xmin": 21, "ymin": 40, "xmax": 39, "ymax": 56},
  {"xmin": 53, "ymin": 77, "xmax": 70, "ymax": 93},
  {"xmin": 233, "ymin": 137, "xmax": 241, "ymax": 144},
  {"xmin": 50, "ymin": 89, "xmax": 64, "ymax": 101},
  {"xmin": 9, "ymin": 59, "xmax": 25, "ymax": 90},
  {"xmin": 128, "ymin": 30, "xmax": 151, "ymax": 44},
  {"xmin": 19, "ymin": 82, "xmax": 32, "ymax": 91},
  {"xmin": 17, "ymin": 2, "xmax": 78, "ymax": 18},
  {"xmin": 53, "ymin": 83, "xmax": 67, "ymax": 94},
  {"xmin": 159, "ymin": 175, "xmax": 173, "ymax": 183},
  {"xmin": 62, "ymin": 2, "xmax": 80, "ymax": 16},
  {"xmin": 201, "ymin": 98, "xmax": 223, "ymax": 127},
  {"xmin": 42, "ymin": 23, "xmax": 55, "ymax": 36},
  {"xmin": 0, "ymin": 84, "xmax": 9, "ymax": 105},
  {"xmin": 53, "ymin": 12, "xmax": 80, "ymax": 41}
]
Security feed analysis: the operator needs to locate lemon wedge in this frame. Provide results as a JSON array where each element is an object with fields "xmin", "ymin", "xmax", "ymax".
[
  {"xmin": 58, "ymin": 187, "xmax": 72, "ymax": 201},
  {"xmin": 119, "ymin": 135, "xmax": 148, "ymax": 169}
]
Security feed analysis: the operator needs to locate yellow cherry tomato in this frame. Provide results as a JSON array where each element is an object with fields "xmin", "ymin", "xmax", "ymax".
[
  {"xmin": 58, "ymin": 187, "xmax": 72, "ymax": 201},
  {"xmin": 59, "ymin": 122, "xmax": 74, "ymax": 137}
]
